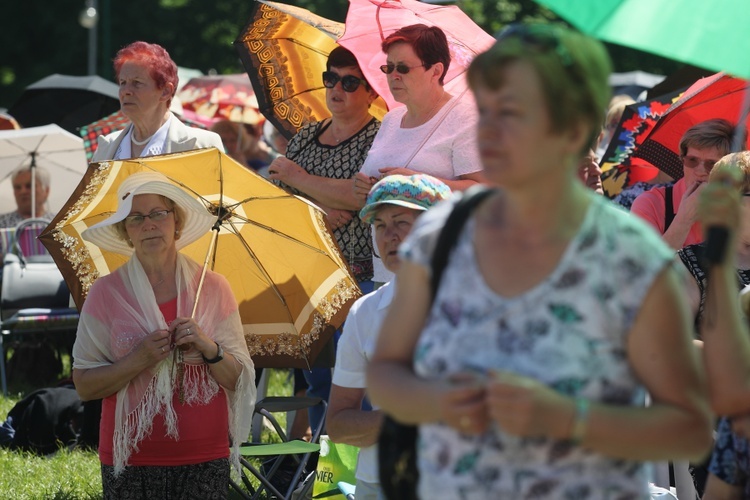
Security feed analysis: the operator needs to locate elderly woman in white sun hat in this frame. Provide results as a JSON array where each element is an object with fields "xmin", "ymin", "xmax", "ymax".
[{"xmin": 72, "ymin": 171, "xmax": 255, "ymax": 499}]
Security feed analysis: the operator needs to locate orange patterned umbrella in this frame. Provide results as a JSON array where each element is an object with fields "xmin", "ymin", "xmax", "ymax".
[
  {"xmin": 234, "ymin": 0, "xmax": 388, "ymax": 140},
  {"xmin": 39, "ymin": 148, "xmax": 361, "ymax": 368}
]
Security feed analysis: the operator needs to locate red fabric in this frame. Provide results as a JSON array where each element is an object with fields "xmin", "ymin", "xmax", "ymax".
[
  {"xmin": 99, "ymin": 297, "xmax": 229, "ymax": 466},
  {"xmin": 626, "ymin": 160, "xmax": 662, "ymax": 184},
  {"xmin": 630, "ymin": 178, "xmax": 703, "ymax": 247}
]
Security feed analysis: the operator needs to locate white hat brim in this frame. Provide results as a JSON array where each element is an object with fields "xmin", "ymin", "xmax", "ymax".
[{"xmin": 82, "ymin": 172, "xmax": 215, "ymax": 256}]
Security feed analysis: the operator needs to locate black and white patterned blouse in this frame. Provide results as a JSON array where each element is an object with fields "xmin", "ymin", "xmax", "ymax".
[{"xmin": 279, "ymin": 118, "xmax": 380, "ymax": 282}]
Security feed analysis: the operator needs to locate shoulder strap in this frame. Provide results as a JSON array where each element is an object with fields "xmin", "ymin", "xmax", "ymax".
[
  {"xmin": 664, "ymin": 185, "xmax": 675, "ymax": 232},
  {"xmin": 429, "ymin": 185, "xmax": 495, "ymax": 302},
  {"xmin": 404, "ymin": 90, "xmax": 465, "ymax": 169}
]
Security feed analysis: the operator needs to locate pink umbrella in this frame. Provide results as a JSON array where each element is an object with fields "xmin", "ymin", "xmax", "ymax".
[{"xmin": 339, "ymin": 0, "xmax": 495, "ymax": 110}]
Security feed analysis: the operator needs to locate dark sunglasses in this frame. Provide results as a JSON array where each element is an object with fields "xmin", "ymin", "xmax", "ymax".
[
  {"xmin": 494, "ymin": 23, "xmax": 573, "ymax": 67},
  {"xmin": 681, "ymin": 155, "xmax": 718, "ymax": 170},
  {"xmin": 379, "ymin": 63, "xmax": 425, "ymax": 75},
  {"xmin": 322, "ymin": 71, "xmax": 369, "ymax": 92}
]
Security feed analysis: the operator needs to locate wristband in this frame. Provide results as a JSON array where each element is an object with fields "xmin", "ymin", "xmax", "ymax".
[
  {"xmin": 570, "ymin": 398, "xmax": 589, "ymax": 444},
  {"xmin": 202, "ymin": 342, "xmax": 224, "ymax": 364}
]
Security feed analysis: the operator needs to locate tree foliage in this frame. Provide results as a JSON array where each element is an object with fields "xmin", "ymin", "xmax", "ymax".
[{"xmin": 1, "ymin": 0, "xmax": 684, "ymax": 110}]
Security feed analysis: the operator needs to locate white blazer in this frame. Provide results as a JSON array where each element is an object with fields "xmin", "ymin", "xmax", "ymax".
[{"xmin": 91, "ymin": 112, "xmax": 224, "ymax": 162}]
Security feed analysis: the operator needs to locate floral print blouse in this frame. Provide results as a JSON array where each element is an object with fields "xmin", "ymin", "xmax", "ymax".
[{"xmin": 399, "ymin": 195, "xmax": 674, "ymax": 499}]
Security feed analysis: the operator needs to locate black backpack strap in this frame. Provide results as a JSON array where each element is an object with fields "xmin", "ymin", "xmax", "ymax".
[
  {"xmin": 664, "ymin": 185, "xmax": 675, "ymax": 232},
  {"xmin": 429, "ymin": 185, "xmax": 496, "ymax": 302},
  {"xmin": 378, "ymin": 184, "xmax": 495, "ymax": 500}
]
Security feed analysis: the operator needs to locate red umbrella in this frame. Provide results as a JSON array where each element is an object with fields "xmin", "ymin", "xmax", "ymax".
[
  {"xmin": 176, "ymin": 74, "xmax": 263, "ymax": 128},
  {"xmin": 0, "ymin": 112, "xmax": 20, "ymax": 131},
  {"xmin": 79, "ymin": 110, "xmax": 207, "ymax": 161},
  {"xmin": 633, "ymin": 73, "xmax": 750, "ymax": 180},
  {"xmin": 339, "ymin": 0, "xmax": 495, "ymax": 111},
  {"xmin": 600, "ymin": 89, "xmax": 684, "ymax": 198}
]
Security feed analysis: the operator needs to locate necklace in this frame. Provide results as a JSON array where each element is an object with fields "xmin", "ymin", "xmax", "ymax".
[
  {"xmin": 131, "ymin": 133, "xmax": 154, "ymax": 146},
  {"xmin": 330, "ymin": 125, "xmax": 343, "ymax": 144},
  {"xmin": 402, "ymin": 92, "xmax": 446, "ymax": 128},
  {"xmin": 151, "ymin": 277, "xmax": 165, "ymax": 288}
]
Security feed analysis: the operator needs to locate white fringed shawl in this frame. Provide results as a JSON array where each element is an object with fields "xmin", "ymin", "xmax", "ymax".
[{"xmin": 73, "ymin": 253, "xmax": 256, "ymax": 474}]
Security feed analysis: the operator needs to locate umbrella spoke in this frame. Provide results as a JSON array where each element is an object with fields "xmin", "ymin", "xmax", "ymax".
[
  {"xmin": 265, "ymin": 37, "xmax": 332, "ymax": 57},
  {"xmin": 265, "ymin": 87, "xmax": 326, "ymax": 105},
  {"xmin": 37, "ymin": 154, "xmax": 92, "ymax": 176},
  {"xmin": 221, "ymin": 210, "xmax": 331, "ymax": 256},
  {"xmin": 225, "ymin": 218, "xmax": 289, "ymax": 310}
]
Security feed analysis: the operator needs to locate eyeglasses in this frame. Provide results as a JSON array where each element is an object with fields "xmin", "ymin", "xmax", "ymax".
[
  {"xmin": 322, "ymin": 71, "xmax": 368, "ymax": 92},
  {"xmin": 494, "ymin": 23, "xmax": 573, "ymax": 67},
  {"xmin": 379, "ymin": 63, "xmax": 426, "ymax": 75},
  {"xmin": 124, "ymin": 209, "xmax": 173, "ymax": 227},
  {"xmin": 681, "ymin": 156, "xmax": 718, "ymax": 171}
]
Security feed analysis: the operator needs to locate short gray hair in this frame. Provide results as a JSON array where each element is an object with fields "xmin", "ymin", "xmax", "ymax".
[{"xmin": 11, "ymin": 164, "xmax": 51, "ymax": 190}]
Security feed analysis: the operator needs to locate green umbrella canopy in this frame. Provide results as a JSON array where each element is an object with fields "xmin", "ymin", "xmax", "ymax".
[{"xmin": 535, "ymin": 0, "xmax": 750, "ymax": 79}]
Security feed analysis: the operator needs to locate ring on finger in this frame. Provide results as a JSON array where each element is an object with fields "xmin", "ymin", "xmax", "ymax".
[
  {"xmin": 161, "ymin": 346, "xmax": 165, "ymax": 354},
  {"xmin": 187, "ymin": 328, "xmax": 191, "ymax": 336}
]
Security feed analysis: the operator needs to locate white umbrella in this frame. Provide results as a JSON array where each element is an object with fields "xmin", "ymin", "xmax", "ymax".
[{"xmin": 0, "ymin": 124, "xmax": 88, "ymax": 218}]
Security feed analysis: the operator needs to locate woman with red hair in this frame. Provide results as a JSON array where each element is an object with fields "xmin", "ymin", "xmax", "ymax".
[{"xmin": 92, "ymin": 41, "xmax": 223, "ymax": 161}]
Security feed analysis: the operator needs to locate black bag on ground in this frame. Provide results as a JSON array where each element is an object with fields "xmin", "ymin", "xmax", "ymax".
[
  {"xmin": 6, "ymin": 339, "xmax": 63, "ymax": 387},
  {"xmin": 377, "ymin": 186, "xmax": 495, "ymax": 500},
  {"xmin": 4, "ymin": 386, "xmax": 83, "ymax": 455}
]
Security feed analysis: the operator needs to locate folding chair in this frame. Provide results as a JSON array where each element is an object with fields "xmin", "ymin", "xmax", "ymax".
[
  {"xmin": 337, "ymin": 481, "xmax": 356, "ymax": 500},
  {"xmin": 0, "ymin": 218, "xmax": 77, "ymax": 394},
  {"xmin": 231, "ymin": 396, "xmax": 327, "ymax": 500}
]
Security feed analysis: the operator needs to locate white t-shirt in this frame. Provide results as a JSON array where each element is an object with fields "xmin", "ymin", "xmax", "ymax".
[
  {"xmin": 332, "ymin": 280, "xmax": 394, "ymax": 484},
  {"xmin": 360, "ymin": 94, "xmax": 481, "ymax": 283}
]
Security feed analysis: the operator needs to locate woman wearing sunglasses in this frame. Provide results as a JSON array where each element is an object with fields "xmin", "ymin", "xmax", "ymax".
[
  {"xmin": 367, "ymin": 23, "xmax": 712, "ymax": 498},
  {"xmin": 268, "ymin": 46, "xmax": 380, "ymax": 290},
  {"xmin": 353, "ymin": 24, "xmax": 484, "ymax": 286},
  {"xmin": 267, "ymin": 46, "xmax": 381, "ymax": 437}
]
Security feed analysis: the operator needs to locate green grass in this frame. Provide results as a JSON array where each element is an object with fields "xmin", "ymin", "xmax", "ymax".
[{"xmin": 0, "ymin": 367, "xmax": 294, "ymax": 499}]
